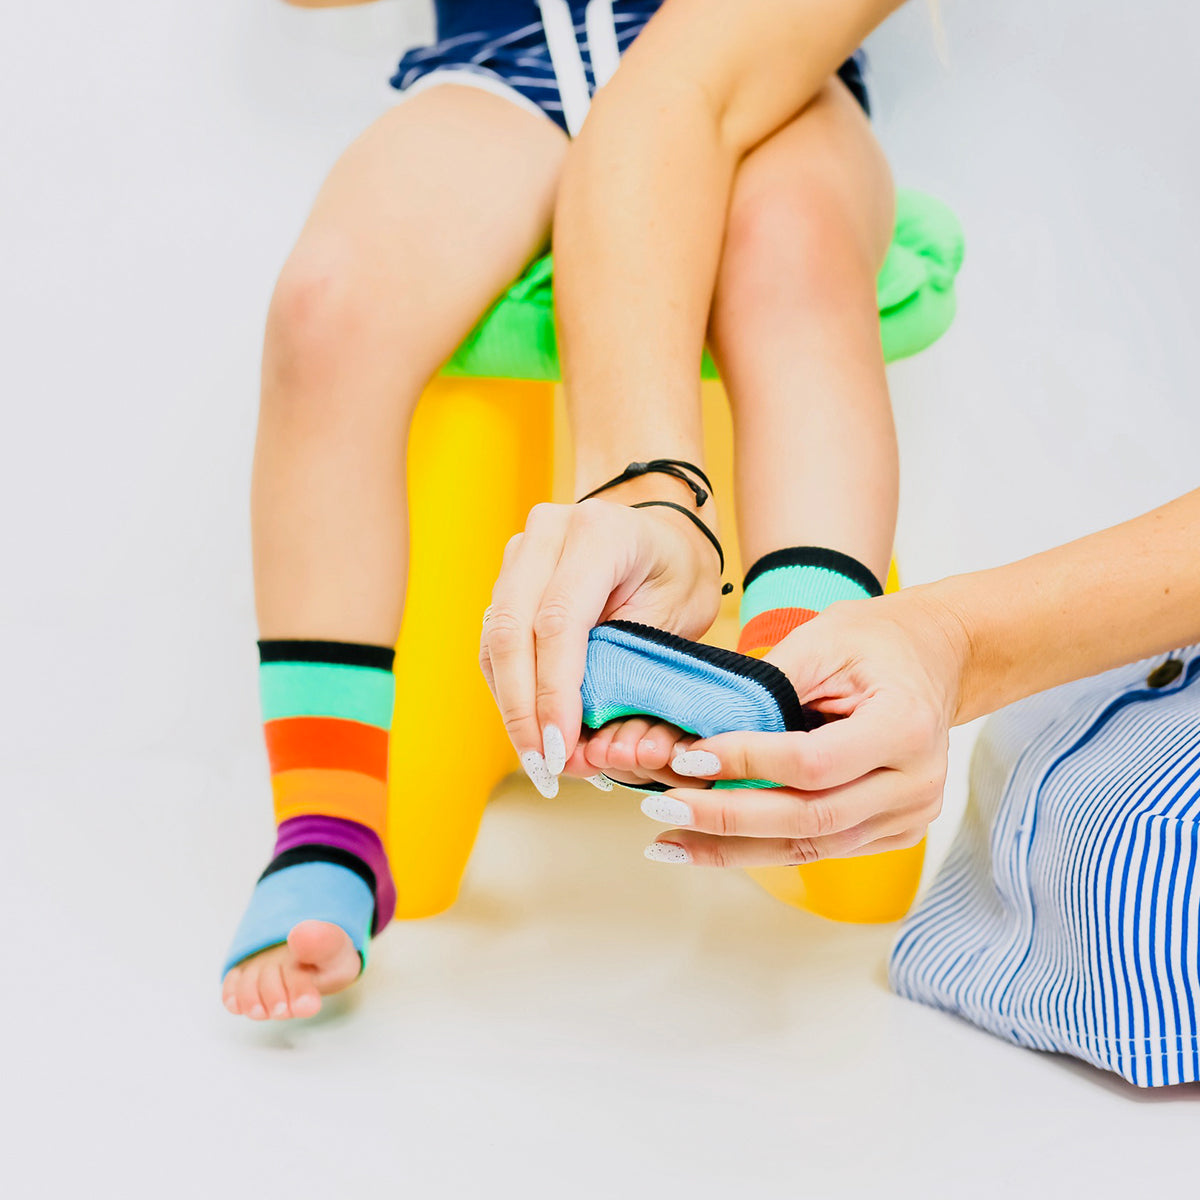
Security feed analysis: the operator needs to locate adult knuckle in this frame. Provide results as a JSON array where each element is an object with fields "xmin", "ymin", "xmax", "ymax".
[
  {"xmin": 572, "ymin": 497, "xmax": 609, "ymax": 526},
  {"xmin": 711, "ymin": 805, "xmax": 739, "ymax": 838},
  {"xmin": 794, "ymin": 743, "xmax": 829, "ymax": 789},
  {"xmin": 783, "ymin": 838, "xmax": 819, "ymax": 866},
  {"xmin": 526, "ymin": 502, "xmax": 560, "ymax": 530},
  {"xmin": 707, "ymin": 841, "xmax": 731, "ymax": 870},
  {"xmin": 532, "ymin": 599, "xmax": 572, "ymax": 642},
  {"xmin": 799, "ymin": 798, "xmax": 837, "ymax": 839},
  {"xmin": 485, "ymin": 612, "xmax": 524, "ymax": 656}
]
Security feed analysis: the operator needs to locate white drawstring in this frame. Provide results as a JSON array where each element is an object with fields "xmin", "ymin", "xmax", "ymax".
[
  {"xmin": 585, "ymin": 0, "xmax": 621, "ymax": 89},
  {"xmin": 537, "ymin": 0, "xmax": 592, "ymax": 137}
]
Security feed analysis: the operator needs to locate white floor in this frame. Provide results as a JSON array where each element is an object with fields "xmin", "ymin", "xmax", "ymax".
[{"xmin": 4, "ymin": 2, "xmax": 1200, "ymax": 1197}]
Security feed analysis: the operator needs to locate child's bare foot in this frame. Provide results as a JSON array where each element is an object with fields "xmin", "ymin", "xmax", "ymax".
[
  {"xmin": 221, "ymin": 921, "xmax": 360, "ymax": 1021},
  {"xmin": 576, "ymin": 717, "xmax": 702, "ymax": 790}
]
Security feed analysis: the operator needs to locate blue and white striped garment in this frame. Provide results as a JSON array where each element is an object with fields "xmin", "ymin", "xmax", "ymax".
[
  {"xmin": 391, "ymin": 1, "xmax": 869, "ymax": 137},
  {"xmin": 890, "ymin": 647, "xmax": 1200, "ymax": 1088}
]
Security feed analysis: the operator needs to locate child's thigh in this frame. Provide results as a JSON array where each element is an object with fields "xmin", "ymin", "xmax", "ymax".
[
  {"xmin": 727, "ymin": 81, "xmax": 895, "ymax": 271},
  {"xmin": 281, "ymin": 86, "xmax": 568, "ymax": 348}
]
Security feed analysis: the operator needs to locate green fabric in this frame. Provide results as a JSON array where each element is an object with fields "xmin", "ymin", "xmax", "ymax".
[
  {"xmin": 259, "ymin": 662, "xmax": 396, "ymax": 727},
  {"xmin": 442, "ymin": 189, "xmax": 963, "ymax": 382}
]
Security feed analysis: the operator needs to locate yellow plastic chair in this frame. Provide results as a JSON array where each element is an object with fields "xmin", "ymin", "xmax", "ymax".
[{"xmin": 388, "ymin": 190, "xmax": 964, "ymax": 922}]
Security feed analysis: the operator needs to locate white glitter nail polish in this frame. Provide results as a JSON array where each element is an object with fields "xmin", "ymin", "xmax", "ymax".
[
  {"xmin": 671, "ymin": 750, "xmax": 721, "ymax": 777},
  {"xmin": 640, "ymin": 795, "xmax": 693, "ymax": 826},
  {"xmin": 542, "ymin": 723, "xmax": 567, "ymax": 776},
  {"xmin": 586, "ymin": 774, "xmax": 615, "ymax": 791},
  {"xmin": 521, "ymin": 750, "xmax": 559, "ymax": 798},
  {"xmin": 644, "ymin": 842, "xmax": 691, "ymax": 864}
]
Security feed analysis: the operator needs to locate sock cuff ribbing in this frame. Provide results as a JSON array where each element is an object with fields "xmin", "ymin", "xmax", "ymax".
[
  {"xmin": 258, "ymin": 639, "xmax": 395, "ymax": 671},
  {"xmin": 742, "ymin": 547, "xmax": 883, "ymax": 597}
]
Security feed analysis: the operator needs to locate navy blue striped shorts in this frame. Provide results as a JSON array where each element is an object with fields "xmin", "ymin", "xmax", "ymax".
[
  {"xmin": 891, "ymin": 647, "xmax": 1200, "ymax": 1087},
  {"xmin": 391, "ymin": 1, "xmax": 868, "ymax": 137}
]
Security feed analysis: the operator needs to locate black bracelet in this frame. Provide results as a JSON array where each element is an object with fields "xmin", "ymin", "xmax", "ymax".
[
  {"xmin": 579, "ymin": 459, "xmax": 714, "ymax": 508},
  {"xmin": 632, "ymin": 501, "xmax": 735, "ymax": 596}
]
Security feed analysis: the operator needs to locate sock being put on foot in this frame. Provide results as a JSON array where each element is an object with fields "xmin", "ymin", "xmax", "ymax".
[
  {"xmin": 580, "ymin": 620, "xmax": 821, "ymax": 790},
  {"xmin": 737, "ymin": 547, "xmax": 883, "ymax": 659},
  {"xmin": 222, "ymin": 640, "xmax": 396, "ymax": 978}
]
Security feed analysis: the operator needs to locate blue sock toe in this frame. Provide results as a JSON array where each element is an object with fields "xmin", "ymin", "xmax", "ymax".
[{"xmin": 580, "ymin": 620, "xmax": 817, "ymax": 788}]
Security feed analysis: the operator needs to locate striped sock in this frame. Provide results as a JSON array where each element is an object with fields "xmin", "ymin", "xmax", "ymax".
[
  {"xmin": 223, "ymin": 640, "xmax": 396, "ymax": 977},
  {"xmin": 737, "ymin": 547, "xmax": 883, "ymax": 659}
]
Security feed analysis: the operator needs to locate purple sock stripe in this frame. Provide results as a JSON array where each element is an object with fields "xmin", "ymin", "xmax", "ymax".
[{"xmin": 273, "ymin": 815, "xmax": 395, "ymax": 935}]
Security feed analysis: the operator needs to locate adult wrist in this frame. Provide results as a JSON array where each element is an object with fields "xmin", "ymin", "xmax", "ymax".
[{"xmin": 878, "ymin": 582, "xmax": 980, "ymax": 727}]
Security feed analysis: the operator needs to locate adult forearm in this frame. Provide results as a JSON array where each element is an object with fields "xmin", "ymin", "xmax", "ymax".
[
  {"xmin": 923, "ymin": 488, "xmax": 1200, "ymax": 722},
  {"xmin": 553, "ymin": 0, "xmax": 905, "ymax": 497}
]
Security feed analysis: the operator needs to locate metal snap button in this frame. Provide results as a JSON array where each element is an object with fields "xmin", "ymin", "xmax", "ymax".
[{"xmin": 1147, "ymin": 658, "xmax": 1184, "ymax": 688}]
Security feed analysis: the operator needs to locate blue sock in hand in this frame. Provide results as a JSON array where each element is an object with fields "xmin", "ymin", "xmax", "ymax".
[{"xmin": 580, "ymin": 620, "xmax": 818, "ymax": 789}]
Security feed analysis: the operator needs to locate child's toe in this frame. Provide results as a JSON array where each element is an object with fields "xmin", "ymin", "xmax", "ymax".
[
  {"xmin": 222, "ymin": 969, "xmax": 242, "ymax": 1014},
  {"xmin": 258, "ymin": 963, "xmax": 289, "ymax": 1019},
  {"xmin": 635, "ymin": 723, "xmax": 678, "ymax": 771}
]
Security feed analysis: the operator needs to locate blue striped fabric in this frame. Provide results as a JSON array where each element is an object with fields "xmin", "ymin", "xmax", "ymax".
[
  {"xmin": 391, "ymin": 3, "xmax": 869, "ymax": 133},
  {"xmin": 890, "ymin": 647, "xmax": 1200, "ymax": 1087},
  {"xmin": 393, "ymin": 2, "xmax": 663, "ymax": 132}
]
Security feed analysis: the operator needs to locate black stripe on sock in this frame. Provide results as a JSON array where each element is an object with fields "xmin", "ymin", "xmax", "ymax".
[
  {"xmin": 258, "ymin": 640, "xmax": 395, "ymax": 670},
  {"xmin": 742, "ymin": 547, "xmax": 884, "ymax": 598},
  {"xmin": 259, "ymin": 844, "xmax": 377, "ymax": 900},
  {"xmin": 600, "ymin": 620, "xmax": 821, "ymax": 733}
]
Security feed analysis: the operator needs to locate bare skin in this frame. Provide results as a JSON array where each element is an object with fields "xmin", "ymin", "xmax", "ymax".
[
  {"xmin": 483, "ymin": 0, "xmax": 907, "ymax": 789},
  {"xmin": 226, "ymin": 87, "xmax": 567, "ymax": 1021},
  {"xmin": 576, "ymin": 80, "xmax": 897, "ymax": 790}
]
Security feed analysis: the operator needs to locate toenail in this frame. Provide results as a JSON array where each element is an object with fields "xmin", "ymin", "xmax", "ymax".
[
  {"xmin": 271, "ymin": 1003, "xmax": 288, "ymax": 1019},
  {"xmin": 224, "ymin": 997, "xmax": 239, "ymax": 1014},
  {"xmin": 249, "ymin": 1005, "xmax": 266, "ymax": 1019}
]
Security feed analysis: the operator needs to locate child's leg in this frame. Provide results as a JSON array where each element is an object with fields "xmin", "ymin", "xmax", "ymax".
[
  {"xmin": 580, "ymin": 80, "xmax": 894, "ymax": 786},
  {"xmin": 224, "ymin": 88, "xmax": 566, "ymax": 1021},
  {"xmin": 712, "ymin": 80, "xmax": 896, "ymax": 655}
]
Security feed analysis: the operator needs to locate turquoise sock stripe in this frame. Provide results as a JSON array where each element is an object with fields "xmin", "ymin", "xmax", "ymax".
[
  {"xmin": 259, "ymin": 661, "xmax": 395, "ymax": 727},
  {"xmin": 740, "ymin": 564, "xmax": 874, "ymax": 626}
]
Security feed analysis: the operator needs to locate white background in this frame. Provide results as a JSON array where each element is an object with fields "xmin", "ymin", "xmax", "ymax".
[{"xmin": 2, "ymin": 1, "xmax": 1199, "ymax": 1196}]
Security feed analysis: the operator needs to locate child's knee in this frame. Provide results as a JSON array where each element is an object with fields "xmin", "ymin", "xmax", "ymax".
[
  {"xmin": 266, "ymin": 238, "xmax": 373, "ymax": 378},
  {"xmin": 721, "ymin": 184, "xmax": 871, "ymax": 310}
]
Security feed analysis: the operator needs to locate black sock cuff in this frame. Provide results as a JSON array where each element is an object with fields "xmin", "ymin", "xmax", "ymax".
[
  {"xmin": 742, "ymin": 547, "xmax": 884, "ymax": 598},
  {"xmin": 257, "ymin": 639, "xmax": 396, "ymax": 671}
]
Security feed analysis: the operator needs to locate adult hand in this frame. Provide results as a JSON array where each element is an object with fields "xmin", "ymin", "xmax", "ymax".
[
  {"xmin": 480, "ymin": 494, "xmax": 722, "ymax": 797},
  {"xmin": 638, "ymin": 588, "xmax": 973, "ymax": 865}
]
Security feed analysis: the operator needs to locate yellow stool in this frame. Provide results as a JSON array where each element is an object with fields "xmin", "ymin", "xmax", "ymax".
[
  {"xmin": 387, "ymin": 190, "xmax": 963, "ymax": 921},
  {"xmin": 387, "ymin": 378, "xmax": 554, "ymax": 917},
  {"xmin": 387, "ymin": 378, "xmax": 923, "ymax": 923}
]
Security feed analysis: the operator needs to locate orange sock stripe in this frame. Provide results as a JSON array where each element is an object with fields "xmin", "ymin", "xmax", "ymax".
[
  {"xmin": 271, "ymin": 769, "xmax": 388, "ymax": 835},
  {"xmin": 737, "ymin": 607, "xmax": 817, "ymax": 655},
  {"xmin": 264, "ymin": 717, "xmax": 389, "ymax": 781}
]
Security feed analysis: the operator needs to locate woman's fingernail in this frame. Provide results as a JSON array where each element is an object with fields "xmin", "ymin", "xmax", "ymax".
[
  {"xmin": 586, "ymin": 774, "xmax": 614, "ymax": 792},
  {"xmin": 542, "ymin": 724, "xmax": 567, "ymax": 776},
  {"xmin": 640, "ymin": 795, "xmax": 693, "ymax": 826},
  {"xmin": 521, "ymin": 750, "xmax": 559, "ymax": 798},
  {"xmin": 671, "ymin": 750, "xmax": 721, "ymax": 777},
  {"xmin": 644, "ymin": 841, "xmax": 692, "ymax": 864}
]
